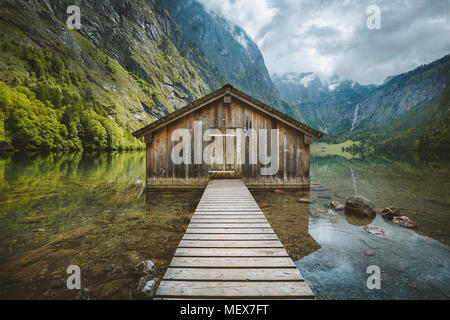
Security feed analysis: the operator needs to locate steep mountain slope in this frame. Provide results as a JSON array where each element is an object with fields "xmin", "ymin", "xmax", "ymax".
[
  {"xmin": 274, "ymin": 55, "xmax": 450, "ymax": 152},
  {"xmin": 166, "ymin": 0, "xmax": 283, "ymax": 110},
  {"xmin": 416, "ymin": 79, "xmax": 450, "ymax": 153},
  {"xmin": 0, "ymin": 0, "xmax": 280, "ymax": 151},
  {"xmin": 273, "ymin": 73, "xmax": 376, "ymax": 133}
]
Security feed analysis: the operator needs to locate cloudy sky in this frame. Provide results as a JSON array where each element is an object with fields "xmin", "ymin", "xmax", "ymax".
[{"xmin": 197, "ymin": 0, "xmax": 450, "ymax": 84}]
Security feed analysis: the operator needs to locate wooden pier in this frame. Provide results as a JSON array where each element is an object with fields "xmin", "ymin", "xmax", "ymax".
[{"xmin": 155, "ymin": 179, "xmax": 315, "ymax": 300}]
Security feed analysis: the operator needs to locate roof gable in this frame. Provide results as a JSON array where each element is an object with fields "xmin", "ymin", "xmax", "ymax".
[{"xmin": 132, "ymin": 84, "xmax": 324, "ymax": 139}]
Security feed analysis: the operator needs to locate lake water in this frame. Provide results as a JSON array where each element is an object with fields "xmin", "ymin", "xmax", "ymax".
[{"xmin": 0, "ymin": 149, "xmax": 449, "ymax": 299}]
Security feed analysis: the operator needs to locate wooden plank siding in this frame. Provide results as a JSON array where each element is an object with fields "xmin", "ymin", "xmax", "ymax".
[
  {"xmin": 154, "ymin": 179, "xmax": 315, "ymax": 300},
  {"xmin": 145, "ymin": 95, "xmax": 311, "ymax": 189}
]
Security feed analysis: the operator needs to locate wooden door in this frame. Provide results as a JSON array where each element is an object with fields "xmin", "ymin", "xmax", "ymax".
[{"xmin": 208, "ymin": 128, "xmax": 242, "ymax": 179}]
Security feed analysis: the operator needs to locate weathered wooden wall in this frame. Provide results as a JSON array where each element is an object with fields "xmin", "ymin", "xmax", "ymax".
[{"xmin": 145, "ymin": 96, "xmax": 310, "ymax": 189}]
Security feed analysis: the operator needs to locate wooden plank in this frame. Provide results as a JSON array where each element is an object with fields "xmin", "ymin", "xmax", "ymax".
[
  {"xmin": 175, "ymin": 248, "xmax": 289, "ymax": 257},
  {"xmin": 188, "ymin": 223, "xmax": 271, "ymax": 228},
  {"xmin": 163, "ymin": 268, "xmax": 303, "ymax": 281},
  {"xmin": 155, "ymin": 281, "xmax": 314, "ymax": 298},
  {"xmin": 186, "ymin": 228, "xmax": 275, "ymax": 234},
  {"xmin": 195, "ymin": 209, "xmax": 262, "ymax": 212},
  {"xmin": 190, "ymin": 215, "xmax": 264, "ymax": 219},
  {"xmin": 178, "ymin": 240, "xmax": 283, "ymax": 248},
  {"xmin": 196, "ymin": 206, "xmax": 260, "ymax": 209},
  {"xmin": 190, "ymin": 219, "xmax": 268, "ymax": 223},
  {"xmin": 182, "ymin": 234, "xmax": 279, "ymax": 240},
  {"xmin": 194, "ymin": 211, "xmax": 264, "ymax": 215},
  {"xmin": 169, "ymin": 257, "xmax": 296, "ymax": 268},
  {"xmin": 155, "ymin": 179, "xmax": 315, "ymax": 300}
]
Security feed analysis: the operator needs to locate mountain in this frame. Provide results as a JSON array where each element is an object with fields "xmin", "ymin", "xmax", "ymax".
[
  {"xmin": 274, "ymin": 55, "xmax": 450, "ymax": 152},
  {"xmin": 165, "ymin": 0, "xmax": 282, "ymax": 110},
  {"xmin": 272, "ymin": 73, "xmax": 377, "ymax": 133},
  {"xmin": 0, "ymin": 0, "xmax": 279, "ymax": 152}
]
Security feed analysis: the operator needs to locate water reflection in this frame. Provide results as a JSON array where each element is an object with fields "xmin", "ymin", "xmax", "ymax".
[
  {"xmin": 294, "ymin": 152, "xmax": 450, "ymax": 300},
  {"xmin": 0, "ymin": 152, "xmax": 201, "ymax": 299},
  {"xmin": 0, "ymin": 150, "xmax": 449, "ymax": 299},
  {"xmin": 253, "ymin": 151, "xmax": 449, "ymax": 300}
]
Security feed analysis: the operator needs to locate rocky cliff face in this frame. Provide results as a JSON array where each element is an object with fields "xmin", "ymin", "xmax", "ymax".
[
  {"xmin": 165, "ymin": 0, "xmax": 283, "ymax": 110},
  {"xmin": 0, "ymin": 0, "xmax": 282, "ymax": 151}
]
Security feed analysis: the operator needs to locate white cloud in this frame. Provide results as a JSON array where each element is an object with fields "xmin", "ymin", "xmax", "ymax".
[
  {"xmin": 197, "ymin": 0, "xmax": 277, "ymax": 42},
  {"xmin": 197, "ymin": 0, "xmax": 450, "ymax": 84}
]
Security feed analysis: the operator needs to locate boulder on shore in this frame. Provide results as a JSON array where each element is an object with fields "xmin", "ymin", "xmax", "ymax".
[{"xmin": 345, "ymin": 196, "xmax": 376, "ymax": 218}]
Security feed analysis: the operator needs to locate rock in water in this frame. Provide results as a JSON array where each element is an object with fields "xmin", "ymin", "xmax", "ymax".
[
  {"xmin": 19, "ymin": 215, "xmax": 47, "ymax": 223},
  {"xmin": 364, "ymin": 250, "xmax": 375, "ymax": 257},
  {"xmin": 135, "ymin": 260, "xmax": 155, "ymax": 275},
  {"xmin": 138, "ymin": 277, "xmax": 158, "ymax": 298},
  {"xmin": 345, "ymin": 196, "xmax": 376, "ymax": 218},
  {"xmin": 361, "ymin": 238, "xmax": 377, "ymax": 249},
  {"xmin": 298, "ymin": 198, "xmax": 313, "ymax": 204},
  {"xmin": 330, "ymin": 200, "xmax": 345, "ymax": 210},
  {"xmin": 392, "ymin": 216, "xmax": 416, "ymax": 228},
  {"xmin": 381, "ymin": 207, "xmax": 402, "ymax": 220},
  {"xmin": 363, "ymin": 225, "xmax": 385, "ymax": 236}
]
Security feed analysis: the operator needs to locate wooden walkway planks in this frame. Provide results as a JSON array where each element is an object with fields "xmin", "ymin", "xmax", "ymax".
[{"xmin": 154, "ymin": 179, "xmax": 315, "ymax": 300}]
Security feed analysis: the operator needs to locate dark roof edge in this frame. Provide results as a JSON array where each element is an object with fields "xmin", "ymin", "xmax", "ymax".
[{"xmin": 132, "ymin": 84, "xmax": 324, "ymax": 139}]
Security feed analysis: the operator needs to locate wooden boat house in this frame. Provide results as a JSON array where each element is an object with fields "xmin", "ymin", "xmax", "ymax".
[{"xmin": 132, "ymin": 84, "xmax": 323, "ymax": 189}]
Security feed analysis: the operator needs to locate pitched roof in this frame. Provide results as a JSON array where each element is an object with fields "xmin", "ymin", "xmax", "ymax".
[{"xmin": 132, "ymin": 84, "xmax": 324, "ymax": 139}]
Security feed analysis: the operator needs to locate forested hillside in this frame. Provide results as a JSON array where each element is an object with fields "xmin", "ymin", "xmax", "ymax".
[{"xmin": 0, "ymin": 0, "xmax": 279, "ymax": 152}]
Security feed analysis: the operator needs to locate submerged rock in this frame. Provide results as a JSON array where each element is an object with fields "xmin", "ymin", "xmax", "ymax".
[
  {"xmin": 364, "ymin": 250, "xmax": 376, "ymax": 257},
  {"xmin": 345, "ymin": 196, "xmax": 376, "ymax": 218},
  {"xmin": 138, "ymin": 276, "xmax": 159, "ymax": 298},
  {"xmin": 135, "ymin": 260, "xmax": 155, "ymax": 275},
  {"xmin": 361, "ymin": 238, "xmax": 377, "ymax": 249},
  {"xmin": 345, "ymin": 213, "xmax": 374, "ymax": 226},
  {"xmin": 309, "ymin": 209, "xmax": 326, "ymax": 218},
  {"xmin": 363, "ymin": 225, "xmax": 385, "ymax": 236},
  {"xmin": 93, "ymin": 279, "xmax": 131, "ymax": 299},
  {"xmin": 381, "ymin": 207, "xmax": 416, "ymax": 228},
  {"xmin": 381, "ymin": 207, "xmax": 402, "ymax": 220},
  {"xmin": 330, "ymin": 200, "xmax": 345, "ymax": 210},
  {"xmin": 19, "ymin": 215, "xmax": 47, "ymax": 223},
  {"xmin": 392, "ymin": 216, "xmax": 416, "ymax": 229}
]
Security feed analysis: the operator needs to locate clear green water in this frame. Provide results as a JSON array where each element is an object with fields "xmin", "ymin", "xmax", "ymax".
[
  {"xmin": 0, "ymin": 150, "xmax": 449, "ymax": 299},
  {"xmin": 296, "ymin": 154, "xmax": 450, "ymax": 300}
]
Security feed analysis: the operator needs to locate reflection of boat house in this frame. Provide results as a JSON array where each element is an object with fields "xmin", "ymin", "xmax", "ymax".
[{"xmin": 133, "ymin": 84, "xmax": 323, "ymax": 189}]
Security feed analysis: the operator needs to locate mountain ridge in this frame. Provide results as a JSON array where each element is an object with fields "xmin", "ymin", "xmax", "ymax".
[
  {"xmin": 0, "ymin": 0, "xmax": 280, "ymax": 151},
  {"xmin": 273, "ymin": 54, "xmax": 450, "ymax": 152}
]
